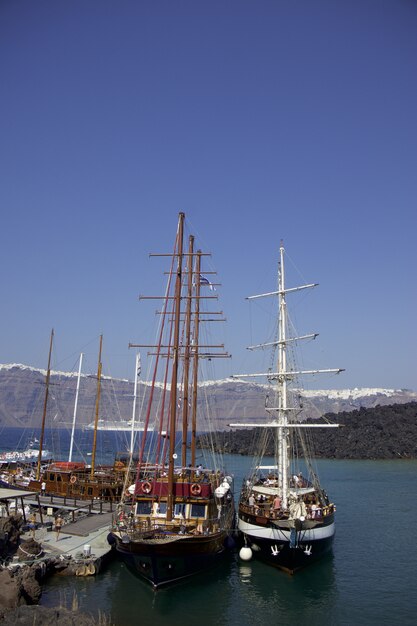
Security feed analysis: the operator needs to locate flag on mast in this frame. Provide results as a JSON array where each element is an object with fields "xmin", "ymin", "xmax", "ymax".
[{"xmin": 199, "ymin": 275, "xmax": 216, "ymax": 291}]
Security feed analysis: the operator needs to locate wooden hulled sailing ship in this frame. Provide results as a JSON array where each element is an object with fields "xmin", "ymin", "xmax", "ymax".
[
  {"xmin": 109, "ymin": 212, "xmax": 235, "ymax": 588},
  {"xmin": 28, "ymin": 335, "xmax": 134, "ymax": 501},
  {"xmin": 231, "ymin": 241, "xmax": 343, "ymax": 574}
]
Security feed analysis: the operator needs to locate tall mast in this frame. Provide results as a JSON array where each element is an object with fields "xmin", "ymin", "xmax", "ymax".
[
  {"xmin": 36, "ymin": 328, "xmax": 54, "ymax": 480},
  {"xmin": 278, "ymin": 241, "xmax": 289, "ymax": 507},
  {"xmin": 90, "ymin": 335, "xmax": 103, "ymax": 477},
  {"xmin": 68, "ymin": 352, "xmax": 83, "ymax": 462},
  {"xmin": 167, "ymin": 212, "xmax": 185, "ymax": 521},
  {"xmin": 190, "ymin": 250, "xmax": 202, "ymax": 466},
  {"xmin": 129, "ymin": 352, "xmax": 141, "ymax": 455},
  {"xmin": 181, "ymin": 235, "xmax": 194, "ymax": 467}
]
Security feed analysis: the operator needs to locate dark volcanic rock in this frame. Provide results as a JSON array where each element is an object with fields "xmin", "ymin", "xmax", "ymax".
[
  {"xmin": 0, "ymin": 569, "xmax": 22, "ymax": 610},
  {"xmin": 200, "ymin": 402, "xmax": 417, "ymax": 459},
  {"xmin": 307, "ymin": 402, "xmax": 417, "ymax": 459},
  {"xmin": 17, "ymin": 539, "xmax": 44, "ymax": 562},
  {"xmin": 0, "ymin": 516, "xmax": 23, "ymax": 559}
]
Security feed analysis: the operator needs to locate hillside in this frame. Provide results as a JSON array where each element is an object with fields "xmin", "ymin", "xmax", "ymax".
[
  {"xmin": 0, "ymin": 363, "xmax": 416, "ymax": 431},
  {"xmin": 197, "ymin": 403, "xmax": 417, "ymax": 459}
]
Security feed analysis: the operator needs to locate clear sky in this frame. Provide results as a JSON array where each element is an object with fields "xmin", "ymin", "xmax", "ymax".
[{"xmin": 1, "ymin": 0, "xmax": 416, "ymax": 391}]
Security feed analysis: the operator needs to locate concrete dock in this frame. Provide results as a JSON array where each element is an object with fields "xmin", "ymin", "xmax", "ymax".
[
  {"xmin": 1, "ymin": 487, "xmax": 116, "ymax": 575},
  {"xmin": 21, "ymin": 513, "xmax": 114, "ymax": 574}
]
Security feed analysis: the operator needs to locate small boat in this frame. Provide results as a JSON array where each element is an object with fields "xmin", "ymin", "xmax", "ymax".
[
  {"xmin": 0, "ymin": 442, "xmax": 53, "ymax": 466},
  {"xmin": 84, "ymin": 419, "xmax": 152, "ymax": 432},
  {"xmin": 230, "ymin": 240, "xmax": 344, "ymax": 574},
  {"xmin": 109, "ymin": 212, "xmax": 235, "ymax": 588}
]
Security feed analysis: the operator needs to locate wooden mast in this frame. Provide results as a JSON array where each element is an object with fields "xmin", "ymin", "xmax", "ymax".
[
  {"xmin": 90, "ymin": 334, "xmax": 103, "ymax": 478},
  {"xmin": 181, "ymin": 234, "xmax": 194, "ymax": 468},
  {"xmin": 36, "ymin": 328, "xmax": 54, "ymax": 480},
  {"xmin": 166, "ymin": 212, "xmax": 184, "ymax": 521}
]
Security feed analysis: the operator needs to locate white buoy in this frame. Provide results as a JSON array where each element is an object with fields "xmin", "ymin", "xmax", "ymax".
[{"xmin": 239, "ymin": 546, "xmax": 253, "ymax": 561}]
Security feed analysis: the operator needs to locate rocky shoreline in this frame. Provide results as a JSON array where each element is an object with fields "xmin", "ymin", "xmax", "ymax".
[
  {"xmin": 197, "ymin": 402, "xmax": 417, "ymax": 459},
  {"xmin": 0, "ymin": 515, "xmax": 112, "ymax": 625}
]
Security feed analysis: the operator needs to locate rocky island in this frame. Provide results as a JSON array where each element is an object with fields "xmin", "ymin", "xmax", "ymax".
[{"xmin": 197, "ymin": 402, "xmax": 417, "ymax": 459}]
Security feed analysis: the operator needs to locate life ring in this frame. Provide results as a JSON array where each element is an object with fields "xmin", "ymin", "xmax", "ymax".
[
  {"xmin": 142, "ymin": 481, "xmax": 152, "ymax": 494},
  {"xmin": 191, "ymin": 483, "xmax": 202, "ymax": 496},
  {"xmin": 70, "ymin": 475, "xmax": 77, "ymax": 484}
]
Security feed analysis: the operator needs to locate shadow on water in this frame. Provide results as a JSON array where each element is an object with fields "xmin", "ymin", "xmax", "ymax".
[{"xmin": 41, "ymin": 550, "xmax": 338, "ymax": 626}]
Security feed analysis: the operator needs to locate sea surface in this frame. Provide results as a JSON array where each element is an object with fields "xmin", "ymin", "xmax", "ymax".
[{"xmin": 1, "ymin": 428, "xmax": 416, "ymax": 626}]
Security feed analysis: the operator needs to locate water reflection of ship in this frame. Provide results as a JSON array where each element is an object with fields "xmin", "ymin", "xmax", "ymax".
[
  {"xmin": 234, "ymin": 552, "xmax": 337, "ymax": 615},
  {"xmin": 101, "ymin": 555, "xmax": 235, "ymax": 624}
]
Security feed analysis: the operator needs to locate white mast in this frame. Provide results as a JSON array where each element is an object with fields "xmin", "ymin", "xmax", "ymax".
[
  {"xmin": 69, "ymin": 353, "xmax": 83, "ymax": 463},
  {"xmin": 278, "ymin": 241, "xmax": 288, "ymax": 506},
  {"xmin": 230, "ymin": 240, "xmax": 344, "ymax": 507},
  {"xmin": 130, "ymin": 352, "xmax": 141, "ymax": 455}
]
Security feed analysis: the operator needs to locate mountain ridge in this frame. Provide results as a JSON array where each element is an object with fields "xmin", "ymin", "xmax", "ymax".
[{"xmin": 1, "ymin": 363, "xmax": 416, "ymax": 430}]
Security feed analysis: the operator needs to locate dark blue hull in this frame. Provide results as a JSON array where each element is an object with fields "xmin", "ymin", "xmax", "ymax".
[{"xmin": 112, "ymin": 531, "xmax": 231, "ymax": 588}]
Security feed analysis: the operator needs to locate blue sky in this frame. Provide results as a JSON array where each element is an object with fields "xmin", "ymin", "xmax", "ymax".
[{"xmin": 1, "ymin": 0, "xmax": 416, "ymax": 391}]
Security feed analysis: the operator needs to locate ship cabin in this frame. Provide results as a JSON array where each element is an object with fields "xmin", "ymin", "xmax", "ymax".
[
  {"xmin": 28, "ymin": 461, "xmax": 127, "ymax": 501},
  {"xmin": 121, "ymin": 466, "xmax": 232, "ymax": 535}
]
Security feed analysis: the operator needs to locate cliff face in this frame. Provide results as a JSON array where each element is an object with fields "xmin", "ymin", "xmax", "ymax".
[{"xmin": 0, "ymin": 364, "xmax": 416, "ymax": 430}]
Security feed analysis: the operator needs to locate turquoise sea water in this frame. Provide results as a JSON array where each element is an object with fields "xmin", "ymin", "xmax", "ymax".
[{"xmin": 2, "ymin": 429, "xmax": 416, "ymax": 625}]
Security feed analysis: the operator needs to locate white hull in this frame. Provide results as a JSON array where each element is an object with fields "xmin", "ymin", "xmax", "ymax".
[{"xmin": 238, "ymin": 517, "xmax": 335, "ymax": 542}]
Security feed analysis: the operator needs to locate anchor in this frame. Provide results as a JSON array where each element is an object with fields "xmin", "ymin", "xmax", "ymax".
[{"xmin": 271, "ymin": 544, "xmax": 280, "ymax": 556}]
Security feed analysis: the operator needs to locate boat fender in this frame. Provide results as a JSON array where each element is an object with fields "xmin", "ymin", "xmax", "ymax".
[
  {"xmin": 191, "ymin": 483, "xmax": 202, "ymax": 496},
  {"xmin": 142, "ymin": 481, "xmax": 152, "ymax": 494},
  {"xmin": 70, "ymin": 475, "xmax": 77, "ymax": 484},
  {"xmin": 239, "ymin": 546, "xmax": 253, "ymax": 561},
  {"xmin": 76, "ymin": 565, "xmax": 87, "ymax": 576}
]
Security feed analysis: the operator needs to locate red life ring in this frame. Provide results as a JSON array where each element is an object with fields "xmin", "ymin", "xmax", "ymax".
[
  {"xmin": 191, "ymin": 483, "xmax": 202, "ymax": 496},
  {"xmin": 142, "ymin": 481, "xmax": 152, "ymax": 494},
  {"xmin": 70, "ymin": 475, "xmax": 77, "ymax": 484}
]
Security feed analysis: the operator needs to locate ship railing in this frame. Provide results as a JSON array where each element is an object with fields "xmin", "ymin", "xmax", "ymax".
[{"xmin": 112, "ymin": 510, "xmax": 231, "ymax": 537}]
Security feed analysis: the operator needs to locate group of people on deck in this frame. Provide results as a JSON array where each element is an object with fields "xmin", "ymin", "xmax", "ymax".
[
  {"xmin": 247, "ymin": 491, "xmax": 283, "ymax": 518},
  {"xmin": 246, "ymin": 488, "xmax": 324, "ymax": 521}
]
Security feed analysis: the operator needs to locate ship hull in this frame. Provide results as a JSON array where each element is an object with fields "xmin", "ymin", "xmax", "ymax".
[
  {"xmin": 112, "ymin": 531, "xmax": 231, "ymax": 587},
  {"xmin": 238, "ymin": 514, "xmax": 335, "ymax": 574}
]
